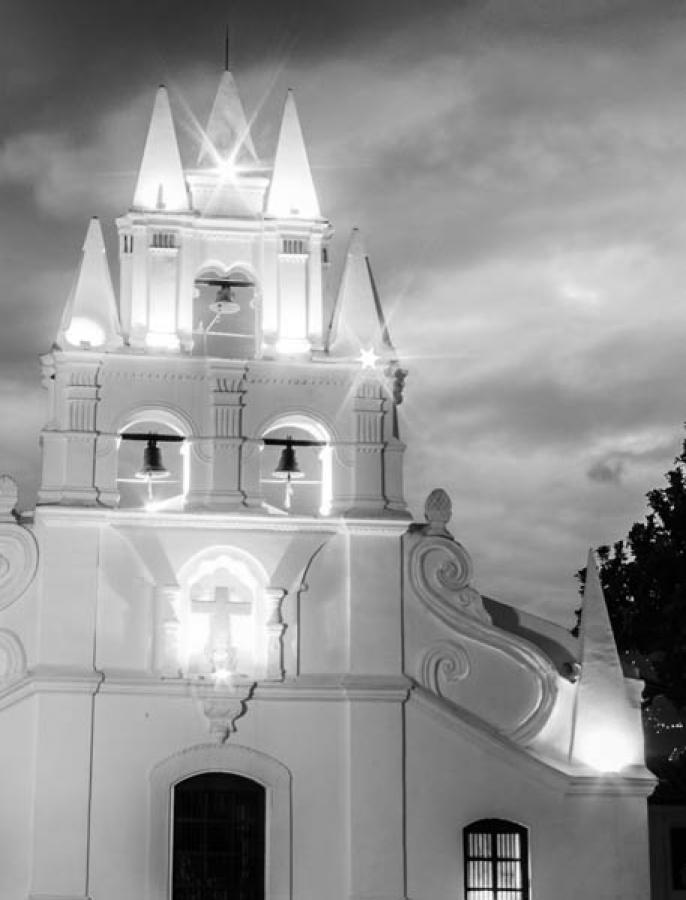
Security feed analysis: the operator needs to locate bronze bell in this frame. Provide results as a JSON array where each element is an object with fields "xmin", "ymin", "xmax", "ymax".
[
  {"xmin": 135, "ymin": 438, "xmax": 170, "ymax": 480},
  {"xmin": 272, "ymin": 441, "xmax": 304, "ymax": 481}
]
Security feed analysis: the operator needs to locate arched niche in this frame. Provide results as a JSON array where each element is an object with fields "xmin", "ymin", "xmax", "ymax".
[
  {"xmin": 176, "ymin": 546, "xmax": 270, "ymax": 679},
  {"xmin": 192, "ymin": 262, "xmax": 260, "ymax": 359},
  {"xmin": 116, "ymin": 407, "xmax": 191, "ymax": 511},
  {"xmin": 260, "ymin": 414, "xmax": 333, "ymax": 517}
]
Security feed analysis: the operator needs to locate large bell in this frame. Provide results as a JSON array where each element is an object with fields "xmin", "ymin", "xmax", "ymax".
[
  {"xmin": 272, "ymin": 442, "xmax": 305, "ymax": 481},
  {"xmin": 135, "ymin": 438, "xmax": 170, "ymax": 480}
]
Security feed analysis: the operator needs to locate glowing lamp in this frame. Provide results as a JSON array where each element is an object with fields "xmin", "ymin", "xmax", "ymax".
[
  {"xmin": 575, "ymin": 727, "xmax": 634, "ymax": 773},
  {"xmin": 64, "ymin": 317, "xmax": 106, "ymax": 348}
]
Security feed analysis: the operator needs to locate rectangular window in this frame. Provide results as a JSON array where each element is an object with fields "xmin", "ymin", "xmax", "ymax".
[{"xmin": 464, "ymin": 819, "xmax": 529, "ymax": 900}]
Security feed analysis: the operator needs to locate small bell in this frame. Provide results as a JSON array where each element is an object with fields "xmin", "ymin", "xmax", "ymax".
[
  {"xmin": 272, "ymin": 440, "xmax": 305, "ymax": 481},
  {"xmin": 135, "ymin": 437, "xmax": 170, "ymax": 480}
]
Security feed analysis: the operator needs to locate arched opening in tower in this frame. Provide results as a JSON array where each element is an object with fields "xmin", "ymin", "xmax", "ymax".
[
  {"xmin": 260, "ymin": 416, "xmax": 332, "ymax": 517},
  {"xmin": 192, "ymin": 265, "xmax": 257, "ymax": 359},
  {"xmin": 116, "ymin": 417, "xmax": 188, "ymax": 510}
]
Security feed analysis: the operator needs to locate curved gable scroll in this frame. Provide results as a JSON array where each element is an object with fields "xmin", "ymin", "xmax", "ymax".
[
  {"xmin": 148, "ymin": 743, "xmax": 292, "ymax": 900},
  {"xmin": 405, "ymin": 490, "xmax": 559, "ymax": 745}
]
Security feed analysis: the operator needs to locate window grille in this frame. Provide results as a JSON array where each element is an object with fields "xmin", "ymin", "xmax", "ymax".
[
  {"xmin": 151, "ymin": 231, "xmax": 176, "ymax": 249},
  {"xmin": 464, "ymin": 819, "xmax": 529, "ymax": 900},
  {"xmin": 282, "ymin": 238, "xmax": 305, "ymax": 255},
  {"xmin": 172, "ymin": 773, "xmax": 265, "ymax": 900}
]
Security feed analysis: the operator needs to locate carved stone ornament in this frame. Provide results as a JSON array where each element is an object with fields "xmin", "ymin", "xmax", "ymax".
[
  {"xmin": 0, "ymin": 484, "xmax": 38, "ymax": 610},
  {"xmin": 202, "ymin": 681, "xmax": 255, "ymax": 743},
  {"xmin": 0, "ymin": 629, "xmax": 27, "ymax": 684},
  {"xmin": 407, "ymin": 493, "xmax": 558, "ymax": 744},
  {"xmin": 424, "ymin": 488, "xmax": 452, "ymax": 536},
  {"xmin": 418, "ymin": 641, "xmax": 470, "ymax": 696}
]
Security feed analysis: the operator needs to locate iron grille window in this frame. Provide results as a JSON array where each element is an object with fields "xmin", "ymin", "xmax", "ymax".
[
  {"xmin": 464, "ymin": 819, "xmax": 529, "ymax": 900},
  {"xmin": 172, "ymin": 773, "xmax": 265, "ymax": 900}
]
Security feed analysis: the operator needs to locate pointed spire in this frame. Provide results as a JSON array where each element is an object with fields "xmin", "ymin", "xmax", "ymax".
[
  {"xmin": 58, "ymin": 218, "xmax": 121, "ymax": 349},
  {"xmin": 133, "ymin": 86, "xmax": 190, "ymax": 212},
  {"xmin": 327, "ymin": 228, "xmax": 394, "ymax": 358},
  {"xmin": 197, "ymin": 69, "xmax": 257, "ymax": 167},
  {"xmin": 570, "ymin": 550, "xmax": 642, "ymax": 772},
  {"xmin": 266, "ymin": 89, "xmax": 320, "ymax": 219}
]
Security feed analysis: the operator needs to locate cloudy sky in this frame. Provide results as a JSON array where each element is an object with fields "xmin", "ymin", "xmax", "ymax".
[{"xmin": 1, "ymin": 0, "xmax": 686, "ymax": 623}]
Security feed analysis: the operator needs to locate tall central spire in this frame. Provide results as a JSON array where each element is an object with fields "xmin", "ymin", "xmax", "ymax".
[{"xmin": 197, "ymin": 37, "xmax": 257, "ymax": 167}]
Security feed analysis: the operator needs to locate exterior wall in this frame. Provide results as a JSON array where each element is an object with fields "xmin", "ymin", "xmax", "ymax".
[
  {"xmin": 406, "ymin": 699, "xmax": 652, "ymax": 900},
  {"xmin": 0, "ymin": 699, "xmax": 35, "ymax": 900},
  {"xmin": 0, "ymin": 503, "xmax": 655, "ymax": 900}
]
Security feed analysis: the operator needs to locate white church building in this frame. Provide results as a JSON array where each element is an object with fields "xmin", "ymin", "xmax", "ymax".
[{"xmin": 0, "ymin": 61, "xmax": 655, "ymax": 900}]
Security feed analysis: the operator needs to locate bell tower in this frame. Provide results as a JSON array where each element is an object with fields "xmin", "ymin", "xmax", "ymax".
[{"xmin": 39, "ymin": 64, "xmax": 408, "ymax": 518}]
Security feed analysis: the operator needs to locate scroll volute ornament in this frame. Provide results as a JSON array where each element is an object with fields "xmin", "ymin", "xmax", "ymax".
[
  {"xmin": 410, "ymin": 487, "xmax": 489, "ymax": 625},
  {"xmin": 407, "ymin": 488, "xmax": 559, "ymax": 744},
  {"xmin": 0, "ymin": 476, "xmax": 38, "ymax": 611}
]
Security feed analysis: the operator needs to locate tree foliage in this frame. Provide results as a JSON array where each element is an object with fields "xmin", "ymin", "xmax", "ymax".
[
  {"xmin": 578, "ymin": 437, "xmax": 686, "ymax": 799},
  {"xmin": 583, "ymin": 438, "xmax": 686, "ymax": 708}
]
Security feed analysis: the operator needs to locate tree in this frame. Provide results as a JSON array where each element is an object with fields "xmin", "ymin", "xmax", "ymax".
[{"xmin": 578, "ymin": 435, "xmax": 686, "ymax": 799}]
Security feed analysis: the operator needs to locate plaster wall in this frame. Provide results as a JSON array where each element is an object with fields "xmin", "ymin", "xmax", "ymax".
[
  {"xmin": 0, "ymin": 698, "xmax": 35, "ymax": 900},
  {"xmin": 86, "ymin": 693, "xmax": 348, "ymax": 900},
  {"xmin": 405, "ymin": 700, "xmax": 652, "ymax": 900}
]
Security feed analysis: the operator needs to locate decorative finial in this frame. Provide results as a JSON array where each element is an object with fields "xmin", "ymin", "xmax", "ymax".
[
  {"xmin": 224, "ymin": 25, "xmax": 230, "ymax": 71},
  {"xmin": 424, "ymin": 488, "xmax": 452, "ymax": 536}
]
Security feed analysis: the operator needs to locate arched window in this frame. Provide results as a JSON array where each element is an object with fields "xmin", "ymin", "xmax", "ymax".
[
  {"xmin": 463, "ymin": 819, "xmax": 529, "ymax": 900},
  {"xmin": 172, "ymin": 773, "xmax": 265, "ymax": 900}
]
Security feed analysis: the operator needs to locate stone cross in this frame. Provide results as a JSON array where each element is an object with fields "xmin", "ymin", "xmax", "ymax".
[{"xmin": 192, "ymin": 585, "xmax": 252, "ymax": 673}]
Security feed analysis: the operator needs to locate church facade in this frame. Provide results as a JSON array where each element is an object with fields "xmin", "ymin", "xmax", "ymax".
[{"xmin": 0, "ymin": 63, "xmax": 655, "ymax": 900}]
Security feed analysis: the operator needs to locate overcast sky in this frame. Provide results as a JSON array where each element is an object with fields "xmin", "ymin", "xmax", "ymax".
[{"xmin": 1, "ymin": 0, "xmax": 686, "ymax": 623}]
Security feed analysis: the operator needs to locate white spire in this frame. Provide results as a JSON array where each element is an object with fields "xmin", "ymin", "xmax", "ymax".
[
  {"xmin": 198, "ymin": 70, "xmax": 257, "ymax": 167},
  {"xmin": 570, "ymin": 550, "xmax": 642, "ymax": 772},
  {"xmin": 58, "ymin": 218, "xmax": 121, "ymax": 350},
  {"xmin": 327, "ymin": 228, "xmax": 393, "ymax": 358},
  {"xmin": 266, "ymin": 89, "xmax": 320, "ymax": 219},
  {"xmin": 133, "ymin": 86, "xmax": 190, "ymax": 212}
]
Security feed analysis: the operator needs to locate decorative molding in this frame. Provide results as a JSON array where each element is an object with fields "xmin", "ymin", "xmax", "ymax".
[
  {"xmin": 418, "ymin": 640, "xmax": 470, "ymax": 695},
  {"xmin": 202, "ymin": 688, "xmax": 254, "ymax": 743},
  {"xmin": 0, "ymin": 629, "xmax": 27, "ymax": 684},
  {"xmin": 149, "ymin": 743, "xmax": 292, "ymax": 900},
  {"xmin": 0, "ymin": 520, "xmax": 38, "ymax": 610},
  {"xmin": 102, "ymin": 369, "xmax": 206, "ymax": 383},
  {"xmin": 189, "ymin": 439, "xmax": 214, "ymax": 463},
  {"xmin": 265, "ymin": 587, "xmax": 287, "ymax": 680},
  {"xmin": 406, "ymin": 489, "xmax": 559, "ymax": 744},
  {"xmin": 408, "ymin": 534, "xmax": 488, "ymax": 624},
  {"xmin": 246, "ymin": 373, "xmax": 348, "ymax": 387}
]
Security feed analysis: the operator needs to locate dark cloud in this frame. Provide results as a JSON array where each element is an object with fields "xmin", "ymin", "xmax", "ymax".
[
  {"xmin": 587, "ymin": 458, "xmax": 625, "ymax": 484},
  {"xmin": 1, "ymin": 2, "xmax": 686, "ymax": 616}
]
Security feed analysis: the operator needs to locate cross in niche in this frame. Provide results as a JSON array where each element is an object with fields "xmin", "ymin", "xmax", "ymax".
[{"xmin": 192, "ymin": 585, "xmax": 252, "ymax": 674}]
